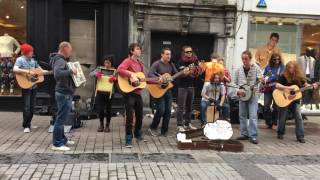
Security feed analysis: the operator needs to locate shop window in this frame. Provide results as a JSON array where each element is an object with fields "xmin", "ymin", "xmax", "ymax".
[
  {"xmin": 249, "ymin": 23, "xmax": 299, "ymax": 64},
  {"xmin": 302, "ymin": 25, "xmax": 320, "ymax": 57},
  {"xmin": 0, "ymin": 0, "xmax": 26, "ymax": 96}
]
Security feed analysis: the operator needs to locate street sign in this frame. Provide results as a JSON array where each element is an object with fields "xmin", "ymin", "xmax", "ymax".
[{"xmin": 257, "ymin": 0, "xmax": 267, "ymax": 8}]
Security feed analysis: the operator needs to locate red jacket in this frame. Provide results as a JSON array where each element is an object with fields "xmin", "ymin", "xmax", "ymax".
[{"xmin": 117, "ymin": 57, "xmax": 144, "ymax": 94}]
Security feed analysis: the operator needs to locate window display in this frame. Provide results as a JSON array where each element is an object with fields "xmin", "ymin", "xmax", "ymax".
[
  {"xmin": 0, "ymin": 0, "xmax": 26, "ymax": 96},
  {"xmin": 249, "ymin": 23, "xmax": 299, "ymax": 64}
]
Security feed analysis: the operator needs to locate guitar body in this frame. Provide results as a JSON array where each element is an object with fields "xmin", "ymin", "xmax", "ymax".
[
  {"xmin": 272, "ymin": 85, "xmax": 302, "ymax": 108},
  {"xmin": 15, "ymin": 68, "xmax": 45, "ymax": 89},
  {"xmin": 147, "ymin": 82, "xmax": 174, "ymax": 98},
  {"xmin": 117, "ymin": 72, "xmax": 147, "ymax": 93}
]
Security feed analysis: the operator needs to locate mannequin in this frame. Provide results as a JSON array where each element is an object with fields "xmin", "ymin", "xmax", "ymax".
[
  {"xmin": 0, "ymin": 33, "xmax": 21, "ymax": 57},
  {"xmin": 297, "ymin": 47, "xmax": 316, "ymax": 109},
  {"xmin": 0, "ymin": 33, "xmax": 21, "ymax": 94}
]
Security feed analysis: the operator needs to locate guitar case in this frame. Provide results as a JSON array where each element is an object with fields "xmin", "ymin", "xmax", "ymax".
[
  {"xmin": 177, "ymin": 137, "xmax": 244, "ymax": 152},
  {"xmin": 179, "ymin": 126, "xmax": 243, "ymax": 152}
]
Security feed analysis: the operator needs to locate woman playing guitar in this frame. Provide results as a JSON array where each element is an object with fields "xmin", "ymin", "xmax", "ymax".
[
  {"xmin": 261, "ymin": 53, "xmax": 284, "ymax": 129},
  {"xmin": 275, "ymin": 61, "xmax": 318, "ymax": 143}
]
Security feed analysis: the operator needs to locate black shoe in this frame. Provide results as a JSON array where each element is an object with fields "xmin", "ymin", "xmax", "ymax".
[
  {"xmin": 250, "ymin": 138, "xmax": 258, "ymax": 144},
  {"xmin": 277, "ymin": 135, "xmax": 283, "ymax": 140},
  {"xmin": 297, "ymin": 138, "xmax": 305, "ymax": 143},
  {"xmin": 236, "ymin": 136, "xmax": 249, "ymax": 140}
]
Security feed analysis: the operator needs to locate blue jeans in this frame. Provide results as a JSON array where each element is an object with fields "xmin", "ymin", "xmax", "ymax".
[
  {"xmin": 150, "ymin": 91, "xmax": 172, "ymax": 134},
  {"xmin": 53, "ymin": 92, "xmax": 72, "ymax": 147},
  {"xmin": 22, "ymin": 89, "xmax": 36, "ymax": 128},
  {"xmin": 200, "ymin": 100, "xmax": 230, "ymax": 124},
  {"xmin": 278, "ymin": 103, "xmax": 304, "ymax": 139},
  {"xmin": 239, "ymin": 96, "xmax": 258, "ymax": 139}
]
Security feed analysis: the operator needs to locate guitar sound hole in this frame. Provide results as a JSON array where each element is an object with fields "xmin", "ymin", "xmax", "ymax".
[
  {"xmin": 290, "ymin": 91, "xmax": 295, "ymax": 95},
  {"xmin": 129, "ymin": 80, "xmax": 140, "ymax": 87},
  {"xmin": 161, "ymin": 83, "xmax": 168, "ymax": 89}
]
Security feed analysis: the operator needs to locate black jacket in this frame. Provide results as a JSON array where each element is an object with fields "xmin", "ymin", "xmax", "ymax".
[{"xmin": 49, "ymin": 53, "xmax": 75, "ymax": 95}]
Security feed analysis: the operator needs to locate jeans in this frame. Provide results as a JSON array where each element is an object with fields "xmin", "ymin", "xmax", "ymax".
[
  {"xmin": 22, "ymin": 89, "xmax": 36, "ymax": 128},
  {"xmin": 278, "ymin": 103, "xmax": 304, "ymax": 140},
  {"xmin": 53, "ymin": 92, "xmax": 72, "ymax": 147},
  {"xmin": 150, "ymin": 91, "xmax": 172, "ymax": 134},
  {"xmin": 177, "ymin": 87, "xmax": 194, "ymax": 126},
  {"xmin": 239, "ymin": 96, "xmax": 258, "ymax": 139},
  {"xmin": 124, "ymin": 93, "xmax": 143, "ymax": 142},
  {"xmin": 264, "ymin": 92, "xmax": 278, "ymax": 127},
  {"xmin": 200, "ymin": 100, "xmax": 229, "ymax": 124},
  {"xmin": 96, "ymin": 92, "xmax": 112, "ymax": 124}
]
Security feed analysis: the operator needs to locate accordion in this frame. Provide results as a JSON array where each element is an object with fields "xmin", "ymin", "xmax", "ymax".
[{"xmin": 67, "ymin": 61, "xmax": 86, "ymax": 87}]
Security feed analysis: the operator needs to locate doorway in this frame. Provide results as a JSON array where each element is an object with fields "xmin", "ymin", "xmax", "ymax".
[{"xmin": 151, "ymin": 32, "xmax": 215, "ymax": 109}]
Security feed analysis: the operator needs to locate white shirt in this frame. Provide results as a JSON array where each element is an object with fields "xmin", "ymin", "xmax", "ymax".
[
  {"xmin": 305, "ymin": 56, "xmax": 310, "ymax": 75},
  {"xmin": 0, "ymin": 34, "xmax": 21, "ymax": 57}
]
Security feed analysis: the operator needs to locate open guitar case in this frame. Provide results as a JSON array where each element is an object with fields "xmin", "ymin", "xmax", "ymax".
[{"xmin": 177, "ymin": 128, "xmax": 244, "ymax": 152}]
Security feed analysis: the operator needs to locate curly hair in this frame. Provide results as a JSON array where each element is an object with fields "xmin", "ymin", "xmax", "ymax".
[{"xmin": 283, "ymin": 61, "xmax": 306, "ymax": 86}]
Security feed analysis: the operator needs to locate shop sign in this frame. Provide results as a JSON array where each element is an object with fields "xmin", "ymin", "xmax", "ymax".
[{"xmin": 257, "ymin": 0, "xmax": 267, "ymax": 8}]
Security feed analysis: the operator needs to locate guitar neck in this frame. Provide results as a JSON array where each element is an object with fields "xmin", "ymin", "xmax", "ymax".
[
  {"xmin": 171, "ymin": 71, "xmax": 185, "ymax": 81},
  {"xmin": 300, "ymin": 82, "xmax": 320, "ymax": 92}
]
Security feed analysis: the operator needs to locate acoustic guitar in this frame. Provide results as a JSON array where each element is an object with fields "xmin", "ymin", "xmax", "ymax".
[
  {"xmin": 147, "ymin": 70, "xmax": 185, "ymax": 98},
  {"xmin": 272, "ymin": 83, "xmax": 320, "ymax": 108},
  {"xmin": 15, "ymin": 68, "xmax": 53, "ymax": 89},
  {"xmin": 117, "ymin": 72, "xmax": 158, "ymax": 93},
  {"xmin": 147, "ymin": 63, "xmax": 198, "ymax": 98}
]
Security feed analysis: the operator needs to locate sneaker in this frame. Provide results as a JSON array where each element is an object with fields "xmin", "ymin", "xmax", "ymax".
[
  {"xmin": 24, "ymin": 128, "xmax": 31, "ymax": 133},
  {"xmin": 250, "ymin": 138, "xmax": 258, "ymax": 144},
  {"xmin": 184, "ymin": 124, "xmax": 197, "ymax": 130},
  {"xmin": 52, "ymin": 145, "xmax": 70, "ymax": 151},
  {"xmin": 66, "ymin": 140, "xmax": 75, "ymax": 145},
  {"xmin": 148, "ymin": 128, "xmax": 158, "ymax": 137},
  {"xmin": 125, "ymin": 143, "xmax": 133, "ymax": 148},
  {"xmin": 177, "ymin": 126, "xmax": 186, "ymax": 132},
  {"xmin": 236, "ymin": 136, "xmax": 249, "ymax": 140}
]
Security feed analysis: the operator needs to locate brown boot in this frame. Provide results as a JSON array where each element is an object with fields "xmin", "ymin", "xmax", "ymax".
[
  {"xmin": 104, "ymin": 123, "xmax": 110, "ymax": 132},
  {"xmin": 97, "ymin": 121, "xmax": 104, "ymax": 132}
]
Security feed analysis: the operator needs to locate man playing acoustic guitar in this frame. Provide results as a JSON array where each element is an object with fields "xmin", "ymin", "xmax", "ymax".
[
  {"xmin": 275, "ymin": 61, "xmax": 318, "ymax": 143},
  {"xmin": 13, "ymin": 44, "xmax": 46, "ymax": 133},
  {"xmin": 117, "ymin": 43, "xmax": 146, "ymax": 148},
  {"xmin": 147, "ymin": 47, "xmax": 179, "ymax": 137}
]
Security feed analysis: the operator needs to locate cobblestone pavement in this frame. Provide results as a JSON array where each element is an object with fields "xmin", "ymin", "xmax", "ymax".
[{"xmin": 0, "ymin": 111, "xmax": 319, "ymax": 179}]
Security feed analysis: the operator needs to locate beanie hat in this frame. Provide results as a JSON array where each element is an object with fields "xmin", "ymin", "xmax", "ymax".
[{"xmin": 21, "ymin": 43, "xmax": 34, "ymax": 55}]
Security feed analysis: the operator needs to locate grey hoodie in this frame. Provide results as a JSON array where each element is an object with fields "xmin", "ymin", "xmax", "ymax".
[{"xmin": 49, "ymin": 53, "xmax": 75, "ymax": 95}]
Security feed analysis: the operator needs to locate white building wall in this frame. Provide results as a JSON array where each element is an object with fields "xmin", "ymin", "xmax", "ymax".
[{"xmin": 231, "ymin": 0, "xmax": 320, "ymax": 75}]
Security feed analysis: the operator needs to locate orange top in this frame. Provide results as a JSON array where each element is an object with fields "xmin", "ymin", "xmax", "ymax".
[
  {"xmin": 255, "ymin": 44, "xmax": 282, "ymax": 70},
  {"xmin": 201, "ymin": 61, "xmax": 225, "ymax": 82}
]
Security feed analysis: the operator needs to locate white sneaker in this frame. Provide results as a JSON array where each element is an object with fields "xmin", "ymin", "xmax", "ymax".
[
  {"xmin": 66, "ymin": 141, "xmax": 75, "ymax": 145},
  {"xmin": 23, "ymin": 128, "xmax": 31, "ymax": 133},
  {"xmin": 177, "ymin": 126, "xmax": 186, "ymax": 132},
  {"xmin": 184, "ymin": 124, "xmax": 197, "ymax": 130},
  {"xmin": 52, "ymin": 145, "xmax": 70, "ymax": 151},
  {"xmin": 148, "ymin": 128, "xmax": 158, "ymax": 137}
]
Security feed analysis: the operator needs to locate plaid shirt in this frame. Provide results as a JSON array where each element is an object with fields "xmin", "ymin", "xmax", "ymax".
[{"xmin": 233, "ymin": 63, "xmax": 262, "ymax": 86}]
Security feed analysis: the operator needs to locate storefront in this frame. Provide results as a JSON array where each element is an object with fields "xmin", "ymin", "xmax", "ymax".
[
  {"xmin": 0, "ymin": 0, "xmax": 129, "ymax": 110},
  {"xmin": 233, "ymin": 0, "xmax": 320, "ymax": 69}
]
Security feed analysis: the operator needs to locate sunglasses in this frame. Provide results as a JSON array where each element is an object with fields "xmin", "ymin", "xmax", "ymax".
[
  {"xmin": 185, "ymin": 51, "xmax": 192, "ymax": 54},
  {"xmin": 273, "ymin": 58, "xmax": 281, "ymax": 61}
]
